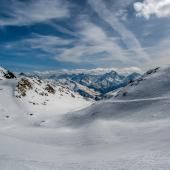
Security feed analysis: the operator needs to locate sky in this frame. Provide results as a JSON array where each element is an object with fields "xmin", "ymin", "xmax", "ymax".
[{"xmin": 0, "ymin": 0, "xmax": 170, "ymax": 72}]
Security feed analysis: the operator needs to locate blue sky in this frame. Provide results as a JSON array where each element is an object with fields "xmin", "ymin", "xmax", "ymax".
[{"xmin": 0, "ymin": 0, "xmax": 170, "ymax": 71}]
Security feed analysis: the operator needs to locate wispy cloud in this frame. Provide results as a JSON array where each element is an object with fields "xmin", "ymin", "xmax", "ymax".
[
  {"xmin": 56, "ymin": 19, "xmax": 130, "ymax": 64},
  {"xmin": 2, "ymin": 0, "xmax": 170, "ymax": 70},
  {"xmin": 2, "ymin": 17, "xmax": 130, "ymax": 65},
  {"xmin": 144, "ymin": 37, "xmax": 170, "ymax": 68},
  {"xmin": 87, "ymin": 0, "xmax": 150, "ymax": 63},
  {"xmin": 2, "ymin": 18, "xmax": 149, "ymax": 67},
  {"xmin": 4, "ymin": 34, "xmax": 73, "ymax": 54},
  {"xmin": 0, "ymin": 0, "xmax": 70, "ymax": 26},
  {"xmin": 47, "ymin": 21, "xmax": 79, "ymax": 38},
  {"xmin": 134, "ymin": 0, "xmax": 170, "ymax": 19}
]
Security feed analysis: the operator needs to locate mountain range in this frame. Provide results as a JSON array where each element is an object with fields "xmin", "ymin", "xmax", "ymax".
[
  {"xmin": 23, "ymin": 68, "xmax": 141, "ymax": 100},
  {"xmin": 1, "ymin": 66, "xmax": 170, "ymax": 169}
]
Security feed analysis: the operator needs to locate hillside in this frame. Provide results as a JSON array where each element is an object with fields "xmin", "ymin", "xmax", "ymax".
[
  {"xmin": 65, "ymin": 67, "xmax": 170, "ymax": 124},
  {"xmin": 0, "ymin": 67, "xmax": 92, "ymax": 127},
  {"xmin": 1, "ymin": 66, "xmax": 170, "ymax": 169}
]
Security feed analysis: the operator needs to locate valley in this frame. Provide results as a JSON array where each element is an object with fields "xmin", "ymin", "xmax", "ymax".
[{"xmin": 0, "ymin": 66, "xmax": 170, "ymax": 169}]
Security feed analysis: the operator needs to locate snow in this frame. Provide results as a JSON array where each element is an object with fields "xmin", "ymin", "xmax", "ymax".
[
  {"xmin": 15, "ymin": 77, "xmax": 92, "ymax": 117},
  {"xmin": 57, "ymin": 79, "xmax": 100, "ymax": 99},
  {"xmin": 1, "ymin": 66, "xmax": 170, "ymax": 169},
  {"xmin": 31, "ymin": 68, "xmax": 141, "ymax": 96},
  {"xmin": 0, "ymin": 67, "xmax": 8, "ymax": 80}
]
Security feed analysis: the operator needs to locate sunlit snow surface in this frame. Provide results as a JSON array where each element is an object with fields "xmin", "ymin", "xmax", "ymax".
[{"xmin": 1, "ymin": 67, "xmax": 170, "ymax": 169}]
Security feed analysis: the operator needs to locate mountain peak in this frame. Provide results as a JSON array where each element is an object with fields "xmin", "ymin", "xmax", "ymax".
[{"xmin": 0, "ymin": 66, "xmax": 16, "ymax": 80}]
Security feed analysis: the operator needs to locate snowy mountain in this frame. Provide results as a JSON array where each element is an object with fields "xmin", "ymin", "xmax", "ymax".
[
  {"xmin": 91, "ymin": 71, "xmax": 140, "ymax": 93},
  {"xmin": 31, "ymin": 69, "xmax": 141, "ymax": 96},
  {"xmin": 56, "ymin": 79, "xmax": 100, "ymax": 100},
  {"xmin": 114, "ymin": 67, "xmax": 162, "ymax": 99},
  {"xmin": 0, "ymin": 66, "xmax": 16, "ymax": 80},
  {"xmin": 66, "ymin": 66, "xmax": 170, "ymax": 124},
  {"xmin": 0, "ymin": 67, "xmax": 92, "ymax": 121},
  {"xmin": 16, "ymin": 77, "xmax": 92, "ymax": 115},
  {"xmin": 1, "ymin": 66, "xmax": 170, "ymax": 169}
]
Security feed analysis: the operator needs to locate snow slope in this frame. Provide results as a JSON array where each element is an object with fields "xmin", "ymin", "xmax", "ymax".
[
  {"xmin": 65, "ymin": 67, "xmax": 170, "ymax": 124},
  {"xmin": 15, "ymin": 77, "xmax": 92, "ymax": 116},
  {"xmin": 56, "ymin": 79, "xmax": 100, "ymax": 100},
  {"xmin": 1, "ymin": 67, "xmax": 170, "ymax": 169},
  {"xmin": 0, "ymin": 71, "xmax": 92, "ymax": 126}
]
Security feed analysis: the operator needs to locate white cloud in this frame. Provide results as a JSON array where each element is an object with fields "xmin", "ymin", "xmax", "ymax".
[
  {"xmin": 47, "ymin": 22, "xmax": 79, "ymax": 38},
  {"xmin": 56, "ymin": 66, "xmax": 143, "ymax": 75},
  {"xmin": 116, "ymin": 67, "xmax": 143, "ymax": 74},
  {"xmin": 143, "ymin": 37, "xmax": 170, "ymax": 69},
  {"xmin": 4, "ymin": 34, "xmax": 73, "ymax": 54},
  {"xmin": 0, "ymin": 0, "xmax": 70, "ymax": 26},
  {"xmin": 57, "ymin": 20, "xmax": 129, "ymax": 64},
  {"xmin": 3, "ymin": 19, "xmax": 148, "ymax": 67},
  {"xmin": 87, "ymin": 0, "xmax": 150, "ymax": 63},
  {"xmin": 134, "ymin": 0, "xmax": 170, "ymax": 19}
]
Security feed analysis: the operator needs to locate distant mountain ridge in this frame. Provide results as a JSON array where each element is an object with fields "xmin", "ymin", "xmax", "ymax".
[
  {"xmin": 65, "ymin": 66, "xmax": 170, "ymax": 125},
  {"xmin": 31, "ymin": 70, "xmax": 141, "ymax": 97},
  {"xmin": 1, "ymin": 66, "xmax": 141, "ymax": 101}
]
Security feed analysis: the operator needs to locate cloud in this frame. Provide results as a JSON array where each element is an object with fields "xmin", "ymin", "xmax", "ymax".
[
  {"xmin": 2, "ymin": 21, "xmax": 134, "ymax": 66},
  {"xmin": 47, "ymin": 21, "xmax": 79, "ymax": 38},
  {"xmin": 143, "ymin": 37, "xmax": 170, "ymax": 68},
  {"xmin": 2, "ymin": 18, "xmax": 148, "ymax": 68},
  {"xmin": 134, "ymin": 0, "xmax": 170, "ymax": 19},
  {"xmin": 56, "ymin": 66, "xmax": 143, "ymax": 75},
  {"xmin": 3, "ymin": 34, "xmax": 73, "ymax": 55},
  {"xmin": 0, "ymin": 0, "xmax": 156, "ymax": 68},
  {"xmin": 57, "ymin": 19, "xmax": 129, "ymax": 64},
  {"xmin": 0, "ymin": 0, "xmax": 70, "ymax": 26},
  {"xmin": 87, "ymin": 0, "xmax": 150, "ymax": 62},
  {"xmin": 116, "ymin": 66, "xmax": 143, "ymax": 74}
]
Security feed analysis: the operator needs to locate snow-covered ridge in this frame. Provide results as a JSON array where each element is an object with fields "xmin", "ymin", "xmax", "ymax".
[
  {"xmin": 15, "ymin": 77, "xmax": 56, "ymax": 98},
  {"xmin": 30, "ymin": 69, "xmax": 141, "ymax": 96},
  {"xmin": 66, "ymin": 66, "xmax": 170, "ymax": 125},
  {"xmin": 114, "ymin": 67, "xmax": 164, "ymax": 99},
  {"xmin": 0, "ymin": 66, "xmax": 16, "ymax": 80},
  {"xmin": 57, "ymin": 79, "xmax": 100, "ymax": 100},
  {"xmin": 0, "ymin": 66, "xmax": 92, "ymax": 120},
  {"xmin": 15, "ymin": 77, "xmax": 92, "ymax": 116},
  {"xmin": 1, "ymin": 66, "xmax": 170, "ymax": 169}
]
